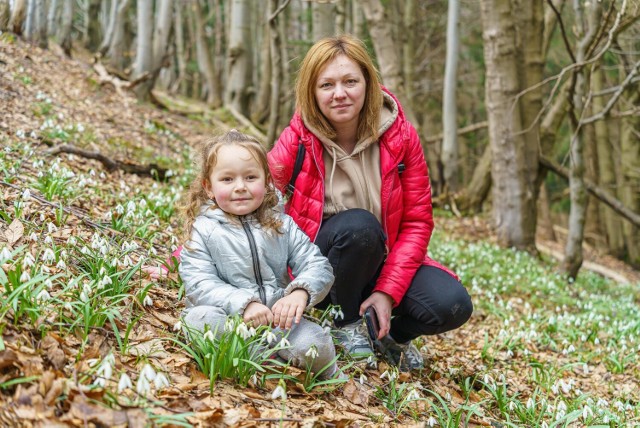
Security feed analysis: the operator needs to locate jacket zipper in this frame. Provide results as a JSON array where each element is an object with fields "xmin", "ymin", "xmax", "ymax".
[{"xmin": 240, "ymin": 216, "xmax": 266, "ymax": 304}]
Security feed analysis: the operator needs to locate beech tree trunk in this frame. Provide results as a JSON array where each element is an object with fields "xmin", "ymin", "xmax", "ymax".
[
  {"xmin": 133, "ymin": 0, "xmax": 154, "ymax": 101},
  {"xmin": 0, "ymin": 0, "xmax": 10, "ymax": 31},
  {"xmin": 105, "ymin": 0, "xmax": 132, "ymax": 71},
  {"xmin": 620, "ymin": 93, "xmax": 640, "ymax": 266},
  {"xmin": 58, "ymin": 0, "xmax": 73, "ymax": 55},
  {"xmin": 441, "ymin": 0, "xmax": 460, "ymax": 192},
  {"xmin": 225, "ymin": 0, "xmax": 252, "ymax": 116},
  {"xmin": 191, "ymin": 0, "xmax": 221, "ymax": 107},
  {"xmin": 9, "ymin": 0, "xmax": 27, "ymax": 35},
  {"xmin": 480, "ymin": 0, "xmax": 542, "ymax": 252},
  {"xmin": 312, "ymin": 0, "xmax": 335, "ymax": 40},
  {"xmin": 592, "ymin": 66, "xmax": 624, "ymax": 255}
]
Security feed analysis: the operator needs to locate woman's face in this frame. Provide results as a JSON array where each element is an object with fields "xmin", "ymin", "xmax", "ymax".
[{"xmin": 314, "ymin": 55, "xmax": 366, "ymax": 132}]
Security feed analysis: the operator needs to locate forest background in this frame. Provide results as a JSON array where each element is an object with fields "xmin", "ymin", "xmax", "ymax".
[{"xmin": 1, "ymin": 0, "xmax": 640, "ymax": 427}]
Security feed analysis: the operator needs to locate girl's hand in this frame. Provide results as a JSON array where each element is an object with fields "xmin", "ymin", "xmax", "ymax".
[
  {"xmin": 243, "ymin": 302, "xmax": 274, "ymax": 327},
  {"xmin": 272, "ymin": 289, "xmax": 308, "ymax": 330},
  {"xmin": 360, "ymin": 291, "xmax": 393, "ymax": 339}
]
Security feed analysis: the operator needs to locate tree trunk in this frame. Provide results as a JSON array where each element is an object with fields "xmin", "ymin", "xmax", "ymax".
[
  {"xmin": 620, "ymin": 93, "xmax": 640, "ymax": 266},
  {"xmin": 170, "ymin": 0, "xmax": 187, "ymax": 94},
  {"xmin": 105, "ymin": 0, "xmax": 132, "ymax": 71},
  {"xmin": 85, "ymin": 0, "xmax": 102, "ymax": 51},
  {"xmin": 152, "ymin": 0, "xmax": 172, "ymax": 72},
  {"xmin": 480, "ymin": 0, "xmax": 540, "ymax": 252},
  {"xmin": 47, "ymin": 0, "xmax": 58, "ymax": 37},
  {"xmin": 312, "ymin": 0, "xmax": 334, "ymax": 40},
  {"xmin": 225, "ymin": 0, "xmax": 252, "ymax": 116},
  {"xmin": 24, "ymin": 0, "xmax": 35, "ymax": 40},
  {"xmin": 35, "ymin": 0, "xmax": 47, "ymax": 49},
  {"xmin": 213, "ymin": 0, "xmax": 225, "ymax": 107},
  {"xmin": 537, "ymin": 183, "xmax": 556, "ymax": 242},
  {"xmin": 133, "ymin": 0, "xmax": 154, "ymax": 101},
  {"xmin": 562, "ymin": 1, "xmax": 600, "ymax": 279},
  {"xmin": 402, "ymin": 0, "xmax": 415, "ymax": 104},
  {"xmin": 253, "ymin": 6, "xmax": 272, "ymax": 124},
  {"xmin": 191, "ymin": 0, "xmax": 221, "ymax": 106},
  {"xmin": 358, "ymin": 0, "xmax": 417, "ymax": 126},
  {"xmin": 99, "ymin": 0, "xmax": 119, "ymax": 55},
  {"xmin": 441, "ymin": 0, "xmax": 460, "ymax": 193},
  {"xmin": 9, "ymin": 0, "xmax": 27, "ymax": 35},
  {"xmin": 266, "ymin": 0, "xmax": 289, "ymax": 146},
  {"xmin": 592, "ymin": 66, "xmax": 625, "ymax": 256},
  {"xmin": 455, "ymin": 143, "xmax": 492, "ymax": 213},
  {"xmin": 58, "ymin": 0, "xmax": 73, "ymax": 55},
  {"xmin": 0, "ymin": 0, "xmax": 10, "ymax": 31}
]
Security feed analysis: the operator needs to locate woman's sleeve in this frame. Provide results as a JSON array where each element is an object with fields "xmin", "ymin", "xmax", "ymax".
[
  {"xmin": 179, "ymin": 227, "xmax": 260, "ymax": 316},
  {"xmin": 281, "ymin": 216, "xmax": 334, "ymax": 308},
  {"xmin": 374, "ymin": 123, "xmax": 433, "ymax": 305}
]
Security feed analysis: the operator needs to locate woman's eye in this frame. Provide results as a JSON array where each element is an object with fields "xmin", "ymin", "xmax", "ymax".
[
  {"xmin": 319, "ymin": 82, "xmax": 332, "ymax": 89},
  {"xmin": 346, "ymin": 79, "xmax": 357, "ymax": 85}
]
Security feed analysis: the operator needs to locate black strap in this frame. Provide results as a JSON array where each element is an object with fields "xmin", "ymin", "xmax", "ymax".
[{"xmin": 287, "ymin": 143, "xmax": 306, "ymax": 197}]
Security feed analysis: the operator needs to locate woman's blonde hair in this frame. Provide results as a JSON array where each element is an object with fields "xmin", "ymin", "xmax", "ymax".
[
  {"xmin": 296, "ymin": 34, "xmax": 383, "ymax": 141},
  {"xmin": 180, "ymin": 130, "xmax": 281, "ymax": 245}
]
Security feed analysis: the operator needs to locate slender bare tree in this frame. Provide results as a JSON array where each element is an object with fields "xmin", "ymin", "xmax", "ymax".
[
  {"xmin": 0, "ymin": 0, "xmax": 10, "ymax": 31},
  {"xmin": 441, "ymin": 0, "xmax": 460, "ymax": 193},
  {"xmin": 225, "ymin": 0, "xmax": 253, "ymax": 116},
  {"xmin": 9, "ymin": 0, "xmax": 27, "ymax": 35}
]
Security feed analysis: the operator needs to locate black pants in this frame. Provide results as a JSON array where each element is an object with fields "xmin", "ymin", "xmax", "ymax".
[{"xmin": 315, "ymin": 209, "xmax": 473, "ymax": 343}]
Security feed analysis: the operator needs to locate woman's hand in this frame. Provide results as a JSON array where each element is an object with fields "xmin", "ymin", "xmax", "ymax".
[
  {"xmin": 360, "ymin": 291, "xmax": 393, "ymax": 339},
  {"xmin": 272, "ymin": 289, "xmax": 309, "ymax": 329},
  {"xmin": 243, "ymin": 302, "xmax": 274, "ymax": 327}
]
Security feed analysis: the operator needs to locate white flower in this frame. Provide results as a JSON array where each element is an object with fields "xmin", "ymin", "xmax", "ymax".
[
  {"xmin": 20, "ymin": 270, "xmax": 31, "ymax": 283},
  {"xmin": 42, "ymin": 248, "xmax": 56, "ymax": 264},
  {"xmin": 406, "ymin": 388, "xmax": 420, "ymax": 401},
  {"xmin": 263, "ymin": 330, "xmax": 277, "ymax": 345},
  {"xmin": 136, "ymin": 374, "xmax": 151, "ymax": 396},
  {"xmin": 154, "ymin": 372, "xmax": 170, "ymax": 390},
  {"xmin": 141, "ymin": 364, "xmax": 157, "ymax": 381},
  {"xmin": 118, "ymin": 373, "xmax": 132, "ymax": 392},
  {"xmin": 126, "ymin": 201, "xmax": 136, "ymax": 213},
  {"xmin": 0, "ymin": 247, "xmax": 11, "ymax": 262},
  {"xmin": 143, "ymin": 295, "xmax": 153, "ymax": 307},
  {"xmin": 93, "ymin": 376, "xmax": 107, "ymax": 388},
  {"xmin": 21, "ymin": 189, "xmax": 31, "ymax": 200},
  {"xmin": 67, "ymin": 236, "xmax": 76, "ymax": 245},
  {"xmin": 359, "ymin": 374, "xmax": 367, "ymax": 384},
  {"xmin": 427, "ymin": 416, "xmax": 437, "ymax": 427},
  {"xmin": 305, "ymin": 345, "xmax": 319, "ymax": 359},
  {"xmin": 80, "ymin": 291, "xmax": 89, "ymax": 302},
  {"xmin": 336, "ymin": 308, "xmax": 344, "ymax": 320},
  {"xmin": 271, "ymin": 384, "xmax": 287, "ymax": 401},
  {"xmin": 56, "ymin": 259, "xmax": 67, "ymax": 270},
  {"xmin": 582, "ymin": 405, "xmax": 593, "ymax": 420},
  {"xmin": 172, "ymin": 321, "xmax": 182, "ymax": 332},
  {"xmin": 203, "ymin": 330, "xmax": 215, "ymax": 341},
  {"xmin": 44, "ymin": 236, "xmax": 53, "ymax": 245},
  {"xmin": 36, "ymin": 289, "xmax": 51, "ymax": 301},
  {"xmin": 235, "ymin": 322, "xmax": 251, "ymax": 339},
  {"xmin": 47, "ymin": 222, "xmax": 58, "ymax": 233},
  {"xmin": 278, "ymin": 337, "xmax": 290, "ymax": 348},
  {"xmin": 23, "ymin": 253, "xmax": 35, "ymax": 267}
]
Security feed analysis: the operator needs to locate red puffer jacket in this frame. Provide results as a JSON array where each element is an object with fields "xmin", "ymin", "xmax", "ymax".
[{"xmin": 268, "ymin": 87, "xmax": 457, "ymax": 306}]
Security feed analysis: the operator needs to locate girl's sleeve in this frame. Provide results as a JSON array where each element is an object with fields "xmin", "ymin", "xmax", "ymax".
[
  {"xmin": 180, "ymin": 227, "xmax": 260, "ymax": 316},
  {"xmin": 281, "ymin": 215, "xmax": 334, "ymax": 308}
]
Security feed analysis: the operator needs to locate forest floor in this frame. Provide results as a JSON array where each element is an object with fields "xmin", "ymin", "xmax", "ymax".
[{"xmin": 1, "ymin": 37, "xmax": 639, "ymax": 427}]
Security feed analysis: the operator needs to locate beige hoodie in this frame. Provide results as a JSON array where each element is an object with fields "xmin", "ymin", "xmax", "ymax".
[{"xmin": 305, "ymin": 92, "xmax": 399, "ymax": 222}]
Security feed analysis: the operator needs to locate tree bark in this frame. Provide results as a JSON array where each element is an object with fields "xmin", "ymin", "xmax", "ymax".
[
  {"xmin": 266, "ymin": 0, "xmax": 290, "ymax": 146},
  {"xmin": 57, "ymin": 0, "xmax": 73, "ymax": 55},
  {"xmin": 191, "ymin": 0, "xmax": 221, "ymax": 107},
  {"xmin": 619, "ymin": 93, "xmax": 640, "ymax": 265},
  {"xmin": 480, "ymin": 0, "xmax": 540, "ymax": 252},
  {"xmin": 132, "ymin": 0, "xmax": 153, "ymax": 101},
  {"xmin": 85, "ymin": 0, "xmax": 102, "ymax": 51},
  {"xmin": 225, "ymin": 0, "xmax": 252, "ymax": 116},
  {"xmin": 562, "ymin": 1, "xmax": 600, "ymax": 279},
  {"xmin": 454, "ymin": 143, "xmax": 492, "ymax": 213},
  {"xmin": 441, "ymin": 0, "xmax": 460, "ymax": 192},
  {"xmin": 0, "ymin": 0, "xmax": 10, "ymax": 31},
  {"xmin": 592, "ymin": 65, "xmax": 624, "ymax": 255},
  {"xmin": 105, "ymin": 0, "xmax": 132, "ymax": 71},
  {"xmin": 170, "ymin": 0, "xmax": 187, "ymax": 94},
  {"xmin": 9, "ymin": 0, "xmax": 27, "ymax": 35},
  {"xmin": 312, "ymin": 0, "xmax": 334, "ymax": 40},
  {"xmin": 152, "ymin": 0, "xmax": 172, "ymax": 72}
]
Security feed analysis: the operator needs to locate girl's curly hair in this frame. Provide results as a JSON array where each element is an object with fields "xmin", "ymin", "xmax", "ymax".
[{"xmin": 180, "ymin": 130, "xmax": 282, "ymax": 245}]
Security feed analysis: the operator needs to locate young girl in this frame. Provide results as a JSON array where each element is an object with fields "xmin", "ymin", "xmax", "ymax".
[{"xmin": 179, "ymin": 130, "xmax": 340, "ymax": 378}]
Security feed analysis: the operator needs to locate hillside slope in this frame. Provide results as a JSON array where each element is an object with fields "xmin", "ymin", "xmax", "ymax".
[{"xmin": 1, "ymin": 36, "xmax": 639, "ymax": 427}]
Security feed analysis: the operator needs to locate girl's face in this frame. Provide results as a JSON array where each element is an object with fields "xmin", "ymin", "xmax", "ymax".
[
  {"xmin": 205, "ymin": 145, "xmax": 267, "ymax": 216},
  {"xmin": 314, "ymin": 54, "xmax": 366, "ymax": 132}
]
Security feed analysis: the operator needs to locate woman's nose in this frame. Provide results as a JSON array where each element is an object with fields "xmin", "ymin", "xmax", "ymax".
[{"xmin": 333, "ymin": 84, "xmax": 346, "ymax": 99}]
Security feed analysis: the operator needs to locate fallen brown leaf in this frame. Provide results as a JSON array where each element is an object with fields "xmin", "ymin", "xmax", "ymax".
[
  {"xmin": 342, "ymin": 379, "xmax": 370, "ymax": 406},
  {"xmin": 3, "ymin": 219, "xmax": 24, "ymax": 246},
  {"xmin": 41, "ymin": 335, "xmax": 66, "ymax": 370}
]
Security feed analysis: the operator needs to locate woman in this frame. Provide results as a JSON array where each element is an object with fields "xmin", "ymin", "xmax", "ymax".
[{"xmin": 268, "ymin": 35, "xmax": 472, "ymax": 371}]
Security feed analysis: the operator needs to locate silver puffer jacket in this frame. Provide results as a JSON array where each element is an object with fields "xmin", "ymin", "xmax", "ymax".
[{"xmin": 179, "ymin": 205, "xmax": 334, "ymax": 316}]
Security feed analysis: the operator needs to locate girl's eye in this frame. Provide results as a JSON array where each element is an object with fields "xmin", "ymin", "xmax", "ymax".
[
  {"xmin": 247, "ymin": 175, "xmax": 258, "ymax": 180},
  {"xmin": 221, "ymin": 177, "xmax": 233, "ymax": 182}
]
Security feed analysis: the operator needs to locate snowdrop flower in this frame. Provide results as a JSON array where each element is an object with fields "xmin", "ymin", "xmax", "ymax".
[
  {"xmin": 23, "ymin": 253, "xmax": 35, "ymax": 268},
  {"xmin": 67, "ymin": 236, "xmax": 76, "ymax": 245},
  {"xmin": 406, "ymin": 388, "xmax": 420, "ymax": 401},
  {"xmin": 143, "ymin": 295, "xmax": 153, "ymax": 307},
  {"xmin": 44, "ymin": 278, "xmax": 53, "ymax": 289},
  {"xmin": 126, "ymin": 201, "xmax": 136, "ymax": 213},
  {"xmin": 43, "ymin": 236, "xmax": 53, "ymax": 245},
  {"xmin": 224, "ymin": 317, "xmax": 235, "ymax": 332},
  {"xmin": 203, "ymin": 330, "xmax": 215, "ymax": 341},
  {"xmin": 101, "ymin": 275, "xmax": 112, "ymax": 287},
  {"xmin": 366, "ymin": 355, "xmax": 377, "ymax": 369},
  {"xmin": 93, "ymin": 376, "xmax": 107, "ymax": 388},
  {"xmin": 42, "ymin": 248, "xmax": 56, "ymax": 264},
  {"xmin": 305, "ymin": 345, "xmax": 319, "ymax": 359},
  {"xmin": 29, "ymin": 232, "xmax": 38, "ymax": 242},
  {"xmin": 115, "ymin": 204, "xmax": 124, "ymax": 215},
  {"xmin": 526, "ymin": 397, "xmax": 535, "ymax": 409},
  {"xmin": 427, "ymin": 416, "xmax": 437, "ymax": 427},
  {"xmin": 16, "ymin": 129, "xmax": 25, "ymax": 138},
  {"xmin": 582, "ymin": 405, "xmax": 593, "ymax": 420},
  {"xmin": 0, "ymin": 247, "xmax": 11, "ymax": 262},
  {"xmin": 21, "ymin": 189, "xmax": 31, "ymax": 200},
  {"xmin": 20, "ymin": 270, "xmax": 31, "ymax": 283},
  {"xmin": 56, "ymin": 259, "xmax": 66, "ymax": 270},
  {"xmin": 36, "ymin": 289, "xmax": 51, "ymax": 302},
  {"xmin": 47, "ymin": 222, "xmax": 58, "ymax": 233},
  {"xmin": 141, "ymin": 364, "xmax": 157, "ymax": 381},
  {"xmin": 118, "ymin": 373, "xmax": 133, "ymax": 393},
  {"xmin": 359, "ymin": 374, "xmax": 367, "ymax": 385},
  {"xmin": 172, "ymin": 320, "xmax": 182, "ymax": 332},
  {"xmin": 263, "ymin": 330, "xmax": 277, "ymax": 345},
  {"xmin": 278, "ymin": 337, "xmax": 290, "ymax": 348},
  {"xmin": 80, "ymin": 291, "xmax": 89, "ymax": 302},
  {"xmin": 136, "ymin": 374, "xmax": 151, "ymax": 396},
  {"xmin": 154, "ymin": 372, "xmax": 170, "ymax": 390},
  {"xmin": 271, "ymin": 383, "xmax": 287, "ymax": 401}
]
